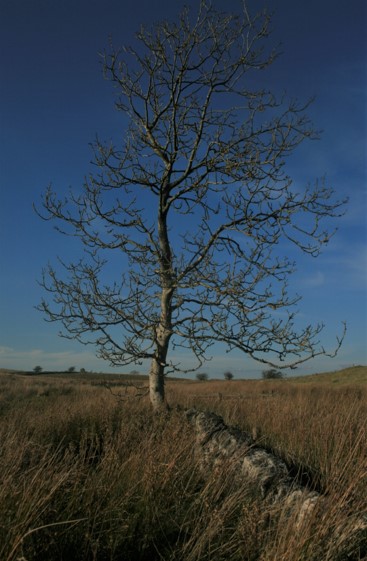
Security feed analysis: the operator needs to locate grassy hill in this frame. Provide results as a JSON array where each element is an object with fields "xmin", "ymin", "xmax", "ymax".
[
  {"xmin": 289, "ymin": 365, "xmax": 367, "ymax": 385},
  {"xmin": 1, "ymin": 365, "xmax": 367, "ymax": 385}
]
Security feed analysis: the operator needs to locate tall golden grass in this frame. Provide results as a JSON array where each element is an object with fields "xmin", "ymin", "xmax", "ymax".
[{"xmin": 0, "ymin": 371, "xmax": 366, "ymax": 560}]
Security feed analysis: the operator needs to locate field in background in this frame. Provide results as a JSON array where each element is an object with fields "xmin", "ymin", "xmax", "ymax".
[
  {"xmin": 285, "ymin": 365, "xmax": 367, "ymax": 385},
  {"xmin": 0, "ymin": 366, "xmax": 366, "ymax": 560}
]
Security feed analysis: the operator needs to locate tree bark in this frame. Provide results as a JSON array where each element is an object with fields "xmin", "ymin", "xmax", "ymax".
[
  {"xmin": 149, "ymin": 322, "xmax": 171, "ymax": 410},
  {"xmin": 149, "ymin": 356, "xmax": 167, "ymax": 410},
  {"xmin": 149, "ymin": 285, "xmax": 173, "ymax": 410},
  {"xmin": 148, "ymin": 195, "xmax": 174, "ymax": 409}
]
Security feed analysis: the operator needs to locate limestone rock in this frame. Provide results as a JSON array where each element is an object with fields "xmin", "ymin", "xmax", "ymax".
[{"xmin": 185, "ymin": 409, "xmax": 366, "ymax": 559}]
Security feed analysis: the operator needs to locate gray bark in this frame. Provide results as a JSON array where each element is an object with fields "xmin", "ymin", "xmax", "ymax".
[
  {"xmin": 149, "ymin": 205, "xmax": 174, "ymax": 409},
  {"xmin": 149, "ymin": 357, "xmax": 166, "ymax": 410}
]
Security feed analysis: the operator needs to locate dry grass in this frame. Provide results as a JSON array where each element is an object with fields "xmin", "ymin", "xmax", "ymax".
[
  {"xmin": 0, "ymin": 369, "xmax": 366, "ymax": 560},
  {"xmin": 288, "ymin": 365, "xmax": 367, "ymax": 385}
]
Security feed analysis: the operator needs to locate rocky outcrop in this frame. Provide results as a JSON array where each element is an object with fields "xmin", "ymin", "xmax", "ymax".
[
  {"xmin": 186, "ymin": 409, "xmax": 367, "ymax": 558},
  {"xmin": 186, "ymin": 409, "xmax": 319, "ymax": 527}
]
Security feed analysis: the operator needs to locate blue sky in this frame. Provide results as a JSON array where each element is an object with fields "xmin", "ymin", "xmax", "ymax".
[{"xmin": 0, "ymin": 0, "xmax": 366, "ymax": 378}]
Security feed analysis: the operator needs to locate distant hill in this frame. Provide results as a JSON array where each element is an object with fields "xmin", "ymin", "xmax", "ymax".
[
  {"xmin": 1, "ymin": 365, "xmax": 366, "ymax": 385},
  {"xmin": 290, "ymin": 365, "xmax": 367, "ymax": 385}
]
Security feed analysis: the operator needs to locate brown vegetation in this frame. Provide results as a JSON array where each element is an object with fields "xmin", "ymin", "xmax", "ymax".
[{"xmin": 0, "ymin": 368, "xmax": 366, "ymax": 560}]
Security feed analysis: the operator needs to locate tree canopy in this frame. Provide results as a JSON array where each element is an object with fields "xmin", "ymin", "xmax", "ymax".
[{"xmin": 37, "ymin": 2, "xmax": 346, "ymax": 408}]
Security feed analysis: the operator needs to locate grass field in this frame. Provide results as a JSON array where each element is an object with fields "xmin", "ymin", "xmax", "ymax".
[
  {"xmin": 286, "ymin": 365, "xmax": 367, "ymax": 385},
  {"xmin": 0, "ymin": 366, "xmax": 366, "ymax": 560}
]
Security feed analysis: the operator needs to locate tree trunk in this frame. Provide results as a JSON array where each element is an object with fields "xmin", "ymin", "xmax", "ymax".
[
  {"xmin": 149, "ymin": 356, "xmax": 166, "ymax": 411},
  {"xmin": 150, "ymin": 200, "xmax": 173, "ymax": 410},
  {"xmin": 148, "ymin": 302, "xmax": 172, "ymax": 410}
]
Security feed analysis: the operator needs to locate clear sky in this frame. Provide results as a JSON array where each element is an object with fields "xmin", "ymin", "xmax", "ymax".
[{"xmin": 0, "ymin": 0, "xmax": 366, "ymax": 378}]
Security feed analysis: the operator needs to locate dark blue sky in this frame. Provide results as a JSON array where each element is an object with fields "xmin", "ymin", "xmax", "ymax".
[{"xmin": 0, "ymin": 0, "xmax": 366, "ymax": 376}]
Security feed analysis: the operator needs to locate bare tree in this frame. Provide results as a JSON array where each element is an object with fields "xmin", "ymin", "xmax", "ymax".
[
  {"xmin": 36, "ymin": 2, "xmax": 346, "ymax": 410},
  {"xmin": 262, "ymin": 368, "xmax": 283, "ymax": 380}
]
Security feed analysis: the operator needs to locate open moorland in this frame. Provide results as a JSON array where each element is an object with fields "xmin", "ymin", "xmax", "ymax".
[{"xmin": 0, "ymin": 366, "xmax": 366, "ymax": 560}]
